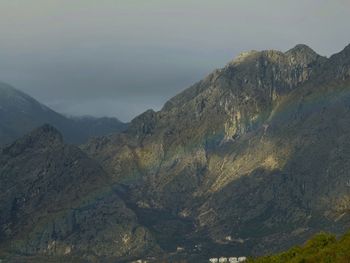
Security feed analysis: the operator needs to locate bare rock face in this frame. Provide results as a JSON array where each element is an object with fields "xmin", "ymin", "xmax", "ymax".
[
  {"xmin": 82, "ymin": 44, "xmax": 350, "ymax": 258},
  {"xmin": 0, "ymin": 125, "xmax": 158, "ymax": 261}
]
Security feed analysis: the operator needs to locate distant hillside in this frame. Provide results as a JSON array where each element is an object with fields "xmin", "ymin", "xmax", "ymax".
[
  {"xmin": 69, "ymin": 115, "xmax": 128, "ymax": 139},
  {"xmin": 249, "ymin": 230, "xmax": 350, "ymax": 263},
  {"xmin": 0, "ymin": 82, "xmax": 127, "ymax": 145}
]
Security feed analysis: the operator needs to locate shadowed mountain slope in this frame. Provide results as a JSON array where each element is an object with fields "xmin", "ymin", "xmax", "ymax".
[{"xmin": 0, "ymin": 125, "xmax": 158, "ymax": 262}]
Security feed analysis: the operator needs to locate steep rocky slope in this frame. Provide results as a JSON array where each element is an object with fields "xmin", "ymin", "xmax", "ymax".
[
  {"xmin": 0, "ymin": 125, "xmax": 158, "ymax": 262},
  {"xmin": 0, "ymin": 83, "xmax": 127, "ymax": 145},
  {"xmin": 83, "ymin": 44, "xmax": 350, "ymax": 258}
]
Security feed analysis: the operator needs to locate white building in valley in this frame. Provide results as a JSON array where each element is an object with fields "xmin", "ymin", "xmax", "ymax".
[{"xmin": 209, "ymin": 256, "xmax": 247, "ymax": 263}]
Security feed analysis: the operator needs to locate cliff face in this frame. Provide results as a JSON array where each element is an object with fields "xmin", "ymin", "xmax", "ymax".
[
  {"xmin": 83, "ymin": 44, "xmax": 350, "ymax": 256},
  {"xmin": 0, "ymin": 125, "xmax": 158, "ymax": 261}
]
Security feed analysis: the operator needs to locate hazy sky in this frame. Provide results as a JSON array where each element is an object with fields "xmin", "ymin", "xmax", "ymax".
[{"xmin": 0, "ymin": 0, "xmax": 349, "ymax": 121}]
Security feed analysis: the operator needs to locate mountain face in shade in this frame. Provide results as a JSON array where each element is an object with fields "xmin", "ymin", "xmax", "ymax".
[
  {"xmin": 83, "ymin": 43, "xmax": 350, "ymax": 259},
  {"xmin": 0, "ymin": 83, "xmax": 127, "ymax": 146},
  {"xmin": 0, "ymin": 125, "xmax": 158, "ymax": 262}
]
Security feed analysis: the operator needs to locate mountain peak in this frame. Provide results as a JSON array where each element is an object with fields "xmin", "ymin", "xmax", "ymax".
[
  {"xmin": 0, "ymin": 82, "xmax": 30, "ymax": 101},
  {"xmin": 229, "ymin": 44, "xmax": 322, "ymax": 67},
  {"xmin": 32, "ymin": 124, "xmax": 63, "ymax": 142},
  {"xmin": 0, "ymin": 81, "xmax": 15, "ymax": 92},
  {"xmin": 230, "ymin": 50, "xmax": 260, "ymax": 65},
  {"xmin": 287, "ymin": 44, "xmax": 315, "ymax": 53},
  {"xmin": 339, "ymin": 42, "xmax": 350, "ymax": 55},
  {"xmin": 2, "ymin": 124, "xmax": 63, "ymax": 157},
  {"xmin": 285, "ymin": 44, "xmax": 322, "ymax": 65},
  {"xmin": 128, "ymin": 109, "xmax": 157, "ymax": 136}
]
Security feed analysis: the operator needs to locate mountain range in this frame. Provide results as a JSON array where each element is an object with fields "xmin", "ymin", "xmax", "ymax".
[
  {"xmin": 1, "ymin": 43, "xmax": 350, "ymax": 262},
  {"xmin": 0, "ymin": 82, "xmax": 127, "ymax": 145}
]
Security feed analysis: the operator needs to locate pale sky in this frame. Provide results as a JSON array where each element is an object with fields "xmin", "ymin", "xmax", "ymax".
[{"xmin": 0, "ymin": 0, "xmax": 349, "ymax": 121}]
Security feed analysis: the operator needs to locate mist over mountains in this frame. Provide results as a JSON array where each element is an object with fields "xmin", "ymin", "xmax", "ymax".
[
  {"xmin": 1, "ymin": 43, "xmax": 350, "ymax": 262},
  {"xmin": 0, "ymin": 82, "xmax": 127, "ymax": 146}
]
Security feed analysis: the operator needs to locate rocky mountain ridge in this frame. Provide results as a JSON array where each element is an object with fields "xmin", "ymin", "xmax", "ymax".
[{"xmin": 83, "ymin": 43, "xmax": 350, "ymax": 258}]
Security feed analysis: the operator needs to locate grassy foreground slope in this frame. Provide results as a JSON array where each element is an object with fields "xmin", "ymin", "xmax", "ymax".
[{"xmin": 249, "ymin": 231, "xmax": 350, "ymax": 263}]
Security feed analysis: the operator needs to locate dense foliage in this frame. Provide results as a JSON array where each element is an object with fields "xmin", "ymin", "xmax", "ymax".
[{"xmin": 249, "ymin": 231, "xmax": 350, "ymax": 263}]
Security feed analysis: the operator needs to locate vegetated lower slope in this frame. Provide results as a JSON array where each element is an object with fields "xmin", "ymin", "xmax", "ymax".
[
  {"xmin": 0, "ymin": 125, "xmax": 158, "ymax": 262},
  {"xmin": 0, "ymin": 82, "xmax": 127, "ymax": 145},
  {"xmin": 249, "ymin": 231, "xmax": 350, "ymax": 263},
  {"xmin": 83, "ymin": 43, "xmax": 350, "ymax": 258}
]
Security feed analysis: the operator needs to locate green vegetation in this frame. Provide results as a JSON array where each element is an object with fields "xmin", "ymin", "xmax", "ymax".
[{"xmin": 249, "ymin": 231, "xmax": 350, "ymax": 263}]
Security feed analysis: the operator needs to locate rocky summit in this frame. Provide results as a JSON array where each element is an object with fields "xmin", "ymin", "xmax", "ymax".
[{"xmin": 1, "ymin": 43, "xmax": 350, "ymax": 262}]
